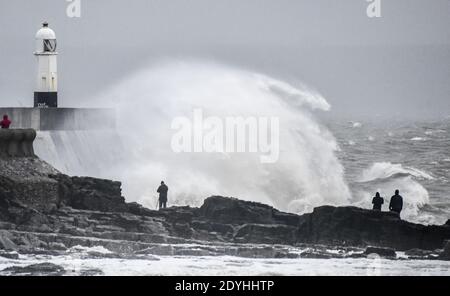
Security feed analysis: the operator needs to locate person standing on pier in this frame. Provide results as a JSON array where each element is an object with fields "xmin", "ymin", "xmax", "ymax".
[{"xmin": 0, "ymin": 115, "xmax": 11, "ymax": 129}]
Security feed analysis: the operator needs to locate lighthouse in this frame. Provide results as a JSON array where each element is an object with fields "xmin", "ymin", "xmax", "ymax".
[
  {"xmin": 34, "ymin": 22, "xmax": 58, "ymax": 108},
  {"xmin": 0, "ymin": 22, "xmax": 115, "ymax": 131}
]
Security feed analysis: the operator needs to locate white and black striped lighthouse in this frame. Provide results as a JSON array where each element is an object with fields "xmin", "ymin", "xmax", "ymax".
[{"xmin": 34, "ymin": 22, "xmax": 58, "ymax": 108}]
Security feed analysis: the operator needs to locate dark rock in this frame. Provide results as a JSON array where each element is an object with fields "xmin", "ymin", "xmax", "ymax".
[
  {"xmin": 174, "ymin": 248, "xmax": 217, "ymax": 256},
  {"xmin": 135, "ymin": 245, "xmax": 174, "ymax": 256},
  {"xmin": 300, "ymin": 251, "xmax": 335, "ymax": 259},
  {"xmin": 234, "ymin": 224, "xmax": 297, "ymax": 245},
  {"xmin": 440, "ymin": 240, "xmax": 450, "ymax": 260},
  {"xmin": 364, "ymin": 246, "xmax": 396, "ymax": 258},
  {"xmin": 0, "ymin": 230, "xmax": 18, "ymax": 250},
  {"xmin": 198, "ymin": 196, "xmax": 298, "ymax": 226},
  {"xmin": 2, "ymin": 262, "xmax": 65, "ymax": 276},
  {"xmin": 297, "ymin": 206, "xmax": 450, "ymax": 250},
  {"xmin": 235, "ymin": 246, "xmax": 277, "ymax": 258},
  {"xmin": 171, "ymin": 223, "xmax": 193, "ymax": 238},
  {"xmin": 48, "ymin": 242, "xmax": 67, "ymax": 251},
  {"xmin": 50, "ymin": 174, "xmax": 127, "ymax": 213},
  {"xmin": 404, "ymin": 248, "xmax": 435, "ymax": 258},
  {"xmin": 127, "ymin": 202, "xmax": 158, "ymax": 217},
  {"xmin": 79, "ymin": 268, "xmax": 104, "ymax": 276},
  {"xmin": 0, "ymin": 161, "xmax": 59, "ymax": 213},
  {"xmin": 162, "ymin": 206, "xmax": 195, "ymax": 224},
  {"xmin": 191, "ymin": 221, "xmax": 234, "ymax": 238},
  {"xmin": 0, "ymin": 251, "xmax": 19, "ymax": 259},
  {"xmin": 85, "ymin": 251, "xmax": 119, "ymax": 259},
  {"xmin": 274, "ymin": 251, "xmax": 300, "ymax": 259}
]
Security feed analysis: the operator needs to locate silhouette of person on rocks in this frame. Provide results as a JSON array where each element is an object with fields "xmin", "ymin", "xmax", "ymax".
[
  {"xmin": 389, "ymin": 189, "xmax": 403, "ymax": 215},
  {"xmin": 372, "ymin": 192, "xmax": 384, "ymax": 211},
  {"xmin": 157, "ymin": 181, "xmax": 168, "ymax": 209}
]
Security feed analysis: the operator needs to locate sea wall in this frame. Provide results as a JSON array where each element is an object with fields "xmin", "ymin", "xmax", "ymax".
[
  {"xmin": 0, "ymin": 108, "xmax": 116, "ymax": 131},
  {"xmin": 34, "ymin": 130, "xmax": 125, "ymax": 177},
  {"xmin": 0, "ymin": 129, "xmax": 36, "ymax": 158}
]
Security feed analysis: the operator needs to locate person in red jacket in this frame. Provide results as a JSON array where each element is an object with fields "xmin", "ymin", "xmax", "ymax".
[{"xmin": 0, "ymin": 115, "xmax": 11, "ymax": 129}]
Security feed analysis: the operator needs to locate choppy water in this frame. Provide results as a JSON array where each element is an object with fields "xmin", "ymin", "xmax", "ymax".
[
  {"xmin": 1, "ymin": 246, "xmax": 450, "ymax": 276},
  {"xmin": 325, "ymin": 117, "xmax": 450, "ymax": 225}
]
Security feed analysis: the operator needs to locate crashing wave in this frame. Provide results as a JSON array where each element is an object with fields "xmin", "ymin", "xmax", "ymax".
[
  {"xmin": 86, "ymin": 60, "xmax": 351, "ymax": 214},
  {"xmin": 359, "ymin": 162, "xmax": 434, "ymax": 182},
  {"xmin": 355, "ymin": 162, "xmax": 432, "ymax": 223}
]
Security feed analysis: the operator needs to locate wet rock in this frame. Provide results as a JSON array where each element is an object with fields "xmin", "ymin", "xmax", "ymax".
[
  {"xmin": 347, "ymin": 253, "xmax": 366, "ymax": 259},
  {"xmin": 174, "ymin": 248, "xmax": 217, "ymax": 256},
  {"xmin": 18, "ymin": 233, "xmax": 48, "ymax": 249},
  {"xmin": 135, "ymin": 245, "xmax": 174, "ymax": 256},
  {"xmin": 404, "ymin": 248, "xmax": 435, "ymax": 258},
  {"xmin": 234, "ymin": 224, "xmax": 297, "ymax": 245},
  {"xmin": 85, "ymin": 251, "xmax": 119, "ymax": 259},
  {"xmin": 0, "ymin": 230, "xmax": 17, "ymax": 250},
  {"xmin": 79, "ymin": 268, "xmax": 104, "ymax": 276},
  {"xmin": 0, "ymin": 157, "xmax": 59, "ymax": 214},
  {"xmin": 0, "ymin": 251, "xmax": 19, "ymax": 259},
  {"xmin": 273, "ymin": 251, "xmax": 300, "ymax": 259},
  {"xmin": 364, "ymin": 246, "xmax": 396, "ymax": 258},
  {"xmin": 48, "ymin": 242, "xmax": 67, "ymax": 251},
  {"xmin": 198, "ymin": 196, "xmax": 298, "ymax": 226},
  {"xmin": 297, "ymin": 206, "xmax": 450, "ymax": 251},
  {"xmin": 50, "ymin": 174, "xmax": 127, "ymax": 213},
  {"xmin": 440, "ymin": 240, "xmax": 450, "ymax": 260},
  {"xmin": 2, "ymin": 262, "xmax": 65, "ymax": 276},
  {"xmin": 127, "ymin": 202, "xmax": 158, "ymax": 217},
  {"xmin": 300, "ymin": 251, "xmax": 335, "ymax": 259},
  {"xmin": 191, "ymin": 221, "xmax": 234, "ymax": 236},
  {"xmin": 235, "ymin": 246, "xmax": 277, "ymax": 258},
  {"xmin": 171, "ymin": 223, "xmax": 193, "ymax": 238}
]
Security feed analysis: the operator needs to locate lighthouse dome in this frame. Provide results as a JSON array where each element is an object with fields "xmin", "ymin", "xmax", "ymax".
[
  {"xmin": 35, "ymin": 22, "xmax": 56, "ymax": 40},
  {"xmin": 35, "ymin": 22, "xmax": 57, "ymax": 53}
]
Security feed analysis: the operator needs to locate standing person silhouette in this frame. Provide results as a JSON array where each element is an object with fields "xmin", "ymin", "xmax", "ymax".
[
  {"xmin": 0, "ymin": 115, "xmax": 11, "ymax": 129},
  {"xmin": 389, "ymin": 189, "xmax": 403, "ymax": 215},
  {"xmin": 157, "ymin": 181, "xmax": 169, "ymax": 209},
  {"xmin": 372, "ymin": 192, "xmax": 384, "ymax": 211}
]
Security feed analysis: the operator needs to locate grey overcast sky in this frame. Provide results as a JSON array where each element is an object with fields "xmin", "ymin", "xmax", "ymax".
[{"xmin": 0, "ymin": 0, "xmax": 449, "ymax": 119}]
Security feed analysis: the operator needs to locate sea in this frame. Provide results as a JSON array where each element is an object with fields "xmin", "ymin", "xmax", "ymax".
[{"xmin": 327, "ymin": 117, "xmax": 450, "ymax": 225}]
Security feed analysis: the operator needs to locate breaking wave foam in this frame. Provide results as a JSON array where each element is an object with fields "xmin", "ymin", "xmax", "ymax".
[
  {"xmin": 356, "ymin": 162, "xmax": 432, "ymax": 222},
  {"xmin": 89, "ymin": 60, "xmax": 352, "ymax": 213}
]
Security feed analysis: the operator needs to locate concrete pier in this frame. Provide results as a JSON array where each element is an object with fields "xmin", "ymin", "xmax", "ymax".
[
  {"xmin": 0, "ymin": 108, "xmax": 116, "ymax": 131},
  {"xmin": 0, "ymin": 129, "xmax": 37, "ymax": 158}
]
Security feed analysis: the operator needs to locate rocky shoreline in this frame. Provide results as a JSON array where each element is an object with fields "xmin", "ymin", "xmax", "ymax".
[{"xmin": 1, "ymin": 130, "xmax": 450, "ymax": 275}]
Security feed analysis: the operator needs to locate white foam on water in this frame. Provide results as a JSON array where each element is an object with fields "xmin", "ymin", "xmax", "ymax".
[
  {"xmin": 67, "ymin": 245, "xmax": 113, "ymax": 254},
  {"xmin": 356, "ymin": 162, "xmax": 433, "ymax": 222},
  {"xmin": 1, "ymin": 254, "xmax": 450, "ymax": 276},
  {"xmin": 411, "ymin": 137, "xmax": 427, "ymax": 141},
  {"xmin": 359, "ymin": 162, "xmax": 434, "ymax": 182},
  {"xmin": 424, "ymin": 129, "xmax": 446, "ymax": 135}
]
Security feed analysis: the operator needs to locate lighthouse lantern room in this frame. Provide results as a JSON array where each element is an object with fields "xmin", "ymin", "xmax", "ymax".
[{"xmin": 34, "ymin": 22, "xmax": 58, "ymax": 108}]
